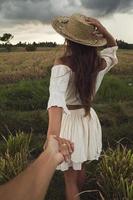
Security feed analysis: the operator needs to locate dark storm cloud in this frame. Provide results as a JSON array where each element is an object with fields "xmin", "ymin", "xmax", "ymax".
[
  {"xmin": 0, "ymin": 0, "xmax": 53, "ymax": 22},
  {"xmin": 0, "ymin": 0, "xmax": 81, "ymax": 23},
  {"xmin": 81, "ymin": 0, "xmax": 133, "ymax": 16},
  {"xmin": 0, "ymin": 0, "xmax": 133, "ymax": 24}
]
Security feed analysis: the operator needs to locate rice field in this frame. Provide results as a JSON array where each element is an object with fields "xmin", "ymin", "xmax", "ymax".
[{"xmin": 0, "ymin": 47, "xmax": 132, "ymax": 84}]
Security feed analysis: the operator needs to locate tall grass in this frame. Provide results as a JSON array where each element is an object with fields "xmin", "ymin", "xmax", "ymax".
[
  {"xmin": 0, "ymin": 74, "xmax": 132, "ymax": 111},
  {"xmin": 95, "ymin": 75, "xmax": 133, "ymax": 103},
  {"xmin": 0, "ymin": 131, "xmax": 132, "ymax": 200},
  {"xmin": 97, "ymin": 144, "xmax": 133, "ymax": 200},
  {"xmin": 0, "ymin": 73, "xmax": 50, "ymax": 111},
  {"xmin": 0, "ymin": 131, "xmax": 45, "ymax": 184},
  {"xmin": 0, "ymin": 132, "xmax": 32, "ymax": 184},
  {"xmin": 0, "ymin": 110, "xmax": 48, "ymax": 134}
]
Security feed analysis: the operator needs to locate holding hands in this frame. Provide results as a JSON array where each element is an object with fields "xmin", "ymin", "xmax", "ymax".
[{"xmin": 43, "ymin": 134, "xmax": 74, "ymax": 165}]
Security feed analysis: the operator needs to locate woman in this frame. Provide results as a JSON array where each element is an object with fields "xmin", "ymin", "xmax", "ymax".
[{"xmin": 46, "ymin": 13, "xmax": 118, "ymax": 200}]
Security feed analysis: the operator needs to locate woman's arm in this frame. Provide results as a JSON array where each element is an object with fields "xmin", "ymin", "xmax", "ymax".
[
  {"xmin": 86, "ymin": 17, "xmax": 118, "ymax": 69},
  {"xmin": 45, "ymin": 107, "xmax": 73, "ymax": 162},
  {"xmin": 47, "ymin": 59, "xmax": 64, "ymax": 138},
  {"xmin": 47, "ymin": 106, "xmax": 63, "ymax": 137},
  {"xmin": 85, "ymin": 17, "xmax": 117, "ymax": 47}
]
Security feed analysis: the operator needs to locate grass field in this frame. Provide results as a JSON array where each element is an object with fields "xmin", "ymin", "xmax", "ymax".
[
  {"xmin": 0, "ymin": 47, "xmax": 133, "ymax": 138},
  {"xmin": 0, "ymin": 47, "xmax": 133, "ymax": 147},
  {"xmin": 0, "ymin": 47, "xmax": 133, "ymax": 83},
  {"xmin": 0, "ymin": 47, "xmax": 62, "ymax": 83}
]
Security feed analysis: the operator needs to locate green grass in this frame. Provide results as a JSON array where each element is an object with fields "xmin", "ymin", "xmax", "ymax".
[
  {"xmin": 97, "ymin": 144, "xmax": 133, "ymax": 200},
  {"xmin": 0, "ymin": 78, "xmax": 50, "ymax": 111},
  {"xmin": 94, "ymin": 75, "xmax": 133, "ymax": 103},
  {"xmin": 0, "ymin": 74, "xmax": 132, "ymax": 111},
  {"xmin": 0, "ymin": 132, "xmax": 32, "ymax": 183},
  {"xmin": 0, "ymin": 70, "xmax": 132, "ymax": 148},
  {"xmin": 0, "ymin": 48, "xmax": 132, "ymax": 84},
  {"xmin": 0, "ymin": 132, "xmax": 45, "ymax": 184},
  {"xmin": 0, "ymin": 48, "xmax": 132, "ymax": 200},
  {"xmin": 1, "ymin": 131, "xmax": 132, "ymax": 200},
  {"xmin": 0, "ymin": 110, "xmax": 48, "ymax": 135}
]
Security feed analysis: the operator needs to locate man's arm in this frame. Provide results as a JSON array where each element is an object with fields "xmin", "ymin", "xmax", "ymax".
[
  {"xmin": 0, "ymin": 135, "xmax": 74, "ymax": 200},
  {"xmin": 0, "ymin": 149, "xmax": 59, "ymax": 200}
]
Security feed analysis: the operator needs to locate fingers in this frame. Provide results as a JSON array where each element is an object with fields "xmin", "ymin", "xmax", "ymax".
[
  {"xmin": 85, "ymin": 17, "xmax": 101, "ymax": 29},
  {"xmin": 86, "ymin": 21, "xmax": 99, "ymax": 28},
  {"xmin": 62, "ymin": 138, "xmax": 73, "ymax": 153},
  {"xmin": 85, "ymin": 17, "xmax": 100, "ymax": 23},
  {"xmin": 85, "ymin": 20, "xmax": 105, "ymax": 39},
  {"xmin": 60, "ymin": 138, "xmax": 73, "ymax": 162},
  {"xmin": 62, "ymin": 145, "xmax": 71, "ymax": 162},
  {"xmin": 56, "ymin": 137, "xmax": 74, "ymax": 162},
  {"xmin": 47, "ymin": 135, "xmax": 74, "ymax": 163},
  {"xmin": 92, "ymin": 30, "xmax": 104, "ymax": 38}
]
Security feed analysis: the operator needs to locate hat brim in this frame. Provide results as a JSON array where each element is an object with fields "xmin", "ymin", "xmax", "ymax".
[{"xmin": 51, "ymin": 16, "xmax": 107, "ymax": 47}]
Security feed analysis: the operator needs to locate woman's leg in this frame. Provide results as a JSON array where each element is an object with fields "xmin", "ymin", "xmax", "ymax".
[
  {"xmin": 77, "ymin": 162, "xmax": 87, "ymax": 192},
  {"xmin": 63, "ymin": 167, "xmax": 80, "ymax": 200}
]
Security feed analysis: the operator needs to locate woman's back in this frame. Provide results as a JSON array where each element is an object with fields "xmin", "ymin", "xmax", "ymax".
[{"xmin": 50, "ymin": 45, "xmax": 118, "ymax": 114}]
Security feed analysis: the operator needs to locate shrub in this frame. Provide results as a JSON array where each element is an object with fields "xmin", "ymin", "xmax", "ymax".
[
  {"xmin": 25, "ymin": 44, "xmax": 37, "ymax": 51},
  {"xmin": 0, "ymin": 110, "xmax": 48, "ymax": 135},
  {"xmin": 0, "ymin": 131, "xmax": 45, "ymax": 184},
  {"xmin": 97, "ymin": 144, "xmax": 133, "ymax": 200},
  {"xmin": 0, "ymin": 79, "xmax": 50, "ymax": 111},
  {"xmin": 95, "ymin": 75, "xmax": 133, "ymax": 103},
  {"xmin": 0, "ymin": 132, "xmax": 32, "ymax": 184}
]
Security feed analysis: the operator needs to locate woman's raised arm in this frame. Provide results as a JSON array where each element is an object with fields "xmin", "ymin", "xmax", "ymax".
[{"xmin": 85, "ymin": 17, "xmax": 117, "ymax": 47}]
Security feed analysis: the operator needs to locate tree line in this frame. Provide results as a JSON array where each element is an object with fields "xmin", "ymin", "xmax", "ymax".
[
  {"xmin": 0, "ymin": 33, "xmax": 133, "ymax": 52},
  {"xmin": 0, "ymin": 33, "xmax": 57, "ymax": 52},
  {"xmin": 116, "ymin": 40, "xmax": 133, "ymax": 50}
]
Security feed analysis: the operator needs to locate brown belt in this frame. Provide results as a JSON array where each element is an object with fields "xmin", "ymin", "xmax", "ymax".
[{"xmin": 67, "ymin": 105, "xmax": 84, "ymax": 110}]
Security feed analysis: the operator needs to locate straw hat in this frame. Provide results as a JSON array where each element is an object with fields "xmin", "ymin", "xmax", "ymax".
[{"xmin": 51, "ymin": 13, "xmax": 107, "ymax": 47}]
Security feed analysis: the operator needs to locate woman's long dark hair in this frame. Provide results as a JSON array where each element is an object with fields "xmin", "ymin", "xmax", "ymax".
[{"xmin": 61, "ymin": 38, "xmax": 102, "ymax": 117}]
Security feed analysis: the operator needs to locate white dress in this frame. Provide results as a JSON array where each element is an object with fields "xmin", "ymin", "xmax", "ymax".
[{"xmin": 47, "ymin": 46, "xmax": 118, "ymax": 171}]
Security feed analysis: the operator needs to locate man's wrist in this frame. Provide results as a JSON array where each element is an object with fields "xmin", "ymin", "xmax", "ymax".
[{"xmin": 42, "ymin": 148, "xmax": 63, "ymax": 166}]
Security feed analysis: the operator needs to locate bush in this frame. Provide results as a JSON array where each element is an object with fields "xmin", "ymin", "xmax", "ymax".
[
  {"xmin": 97, "ymin": 144, "xmax": 133, "ymax": 200},
  {"xmin": 94, "ymin": 75, "xmax": 133, "ymax": 103},
  {"xmin": 0, "ymin": 110, "xmax": 48, "ymax": 135},
  {"xmin": 25, "ymin": 44, "xmax": 37, "ymax": 51},
  {"xmin": 0, "ymin": 132, "xmax": 32, "ymax": 184},
  {"xmin": 0, "ymin": 79, "xmax": 50, "ymax": 111},
  {"xmin": 93, "ymin": 102, "xmax": 133, "ymax": 149},
  {"xmin": 0, "ymin": 131, "xmax": 45, "ymax": 184}
]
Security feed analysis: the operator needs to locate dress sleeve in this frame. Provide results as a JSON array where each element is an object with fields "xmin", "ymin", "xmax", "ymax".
[
  {"xmin": 47, "ymin": 65, "xmax": 71, "ymax": 115},
  {"xmin": 100, "ymin": 46, "xmax": 118, "ymax": 73},
  {"xmin": 95, "ymin": 46, "xmax": 118, "ymax": 94}
]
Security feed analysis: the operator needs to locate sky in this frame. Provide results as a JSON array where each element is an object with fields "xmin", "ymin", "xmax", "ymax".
[{"xmin": 0, "ymin": 0, "xmax": 133, "ymax": 44}]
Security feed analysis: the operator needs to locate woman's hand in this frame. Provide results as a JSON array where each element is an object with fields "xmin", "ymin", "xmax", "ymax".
[
  {"xmin": 43, "ymin": 135, "xmax": 74, "ymax": 165},
  {"xmin": 85, "ymin": 17, "xmax": 107, "ymax": 38},
  {"xmin": 85, "ymin": 17, "xmax": 117, "ymax": 46}
]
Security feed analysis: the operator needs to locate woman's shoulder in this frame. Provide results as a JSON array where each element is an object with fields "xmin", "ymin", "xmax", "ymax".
[
  {"xmin": 53, "ymin": 56, "xmax": 73, "ymax": 72},
  {"xmin": 54, "ymin": 57, "xmax": 64, "ymax": 65}
]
